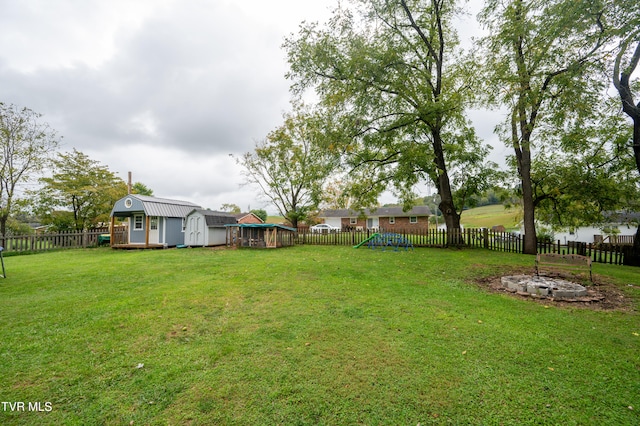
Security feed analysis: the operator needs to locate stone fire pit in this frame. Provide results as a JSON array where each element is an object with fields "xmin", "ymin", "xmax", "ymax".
[{"xmin": 501, "ymin": 275, "xmax": 587, "ymax": 299}]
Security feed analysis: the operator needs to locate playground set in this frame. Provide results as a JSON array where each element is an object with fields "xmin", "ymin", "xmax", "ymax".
[{"xmin": 354, "ymin": 232, "xmax": 414, "ymax": 251}]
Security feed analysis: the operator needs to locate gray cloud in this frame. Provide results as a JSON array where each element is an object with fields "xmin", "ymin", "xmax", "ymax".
[{"xmin": 0, "ymin": 0, "xmax": 501, "ymax": 212}]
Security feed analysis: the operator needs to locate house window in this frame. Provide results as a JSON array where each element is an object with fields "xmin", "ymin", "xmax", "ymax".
[
  {"xmin": 133, "ymin": 215, "xmax": 143, "ymax": 230},
  {"xmin": 410, "ymin": 216, "xmax": 418, "ymax": 224},
  {"xmin": 350, "ymin": 217, "xmax": 357, "ymax": 225},
  {"xmin": 150, "ymin": 217, "xmax": 158, "ymax": 230},
  {"xmin": 389, "ymin": 217, "xmax": 395, "ymax": 224}
]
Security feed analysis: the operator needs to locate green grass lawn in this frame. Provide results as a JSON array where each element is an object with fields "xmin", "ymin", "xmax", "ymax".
[
  {"xmin": 0, "ymin": 246, "xmax": 638, "ymax": 425},
  {"xmin": 460, "ymin": 204, "xmax": 521, "ymax": 230}
]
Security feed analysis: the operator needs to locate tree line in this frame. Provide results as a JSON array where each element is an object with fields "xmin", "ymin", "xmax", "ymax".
[
  {"xmin": 0, "ymin": 102, "xmax": 156, "ymax": 236},
  {"xmin": 0, "ymin": 101, "xmax": 266, "ymax": 236},
  {"xmin": 238, "ymin": 0, "xmax": 640, "ymax": 258}
]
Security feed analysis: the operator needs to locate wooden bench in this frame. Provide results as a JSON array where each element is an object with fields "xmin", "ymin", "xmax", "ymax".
[{"xmin": 535, "ymin": 253, "xmax": 592, "ymax": 282}]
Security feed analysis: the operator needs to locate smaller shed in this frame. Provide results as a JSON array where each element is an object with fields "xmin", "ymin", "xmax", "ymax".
[
  {"xmin": 185, "ymin": 209, "xmax": 237, "ymax": 247},
  {"xmin": 226, "ymin": 223, "xmax": 296, "ymax": 248}
]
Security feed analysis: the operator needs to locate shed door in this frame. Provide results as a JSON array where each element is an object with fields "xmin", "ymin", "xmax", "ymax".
[
  {"xmin": 265, "ymin": 228, "xmax": 277, "ymax": 248},
  {"xmin": 149, "ymin": 216, "xmax": 160, "ymax": 244},
  {"xmin": 188, "ymin": 216, "xmax": 203, "ymax": 246}
]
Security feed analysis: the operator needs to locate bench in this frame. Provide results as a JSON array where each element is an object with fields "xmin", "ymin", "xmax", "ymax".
[{"xmin": 535, "ymin": 253, "xmax": 592, "ymax": 282}]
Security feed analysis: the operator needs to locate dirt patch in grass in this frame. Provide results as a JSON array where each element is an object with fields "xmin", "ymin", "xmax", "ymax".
[{"xmin": 471, "ymin": 267, "xmax": 636, "ymax": 312}]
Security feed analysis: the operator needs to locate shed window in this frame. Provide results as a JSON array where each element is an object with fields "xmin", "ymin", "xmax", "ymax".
[
  {"xmin": 150, "ymin": 217, "xmax": 158, "ymax": 230},
  {"xmin": 182, "ymin": 218, "xmax": 186, "ymax": 232},
  {"xmin": 410, "ymin": 216, "xmax": 418, "ymax": 224},
  {"xmin": 389, "ymin": 217, "xmax": 395, "ymax": 224},
  {"xmin": 133, "ymin": 215, "xmax": 143, "ymax": 230},
  {"xmin": 350, "ymin": 217, "xmax": 357, "ymax": 225}
]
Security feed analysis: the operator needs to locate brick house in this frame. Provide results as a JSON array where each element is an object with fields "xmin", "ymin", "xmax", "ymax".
[
  {"xmin": 234, "ymin": 212, "xmax": 264, "ymax": 225},
  {"xmin": 317, "ymin": 206, "xmax": 431, "ymax": 232}
]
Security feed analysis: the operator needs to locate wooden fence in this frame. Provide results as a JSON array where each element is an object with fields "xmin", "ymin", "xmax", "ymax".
[
  {"xmin": 0, "ymin": 229, "xmax": 128, "ymax": 254},
  {"xmin": 1, "ymin": 227, "xmax": 632, "ymax": 266},
  {"xmin": 296, "ymin": 228, "xmax": 632, "ymax": 266}
]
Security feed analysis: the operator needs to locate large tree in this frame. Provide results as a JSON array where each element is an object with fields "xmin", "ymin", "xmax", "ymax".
[
  {"xmin": 530, "ymin": 109, "xmax": 640, "ymax": 230},
  {"xmin": 238, "ymin": 105, "xmax": 338, "ymax": 228},
  {"xmin": 479, "ymin": 0, "xmax": 609, "ymax": 254},
  {"xmin": 611, "ymin": 0, "xmax": 640, "ymax": 254},
  {"xmin": 0, "ymin": 103, "xmax": 61, "ymax": 238},
  {"xmin": 33, "ymin": 149, "xmax": 128, "ymax": 231},
  {"xmin": 285, "ymin": 0, "xmax": 495, "ymax": 242}
]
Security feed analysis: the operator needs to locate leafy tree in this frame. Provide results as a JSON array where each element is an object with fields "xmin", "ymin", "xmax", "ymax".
[
  {"xmin": 219, "ymin": 203, "xmax": 241, "ymax": 214},
  {"xmin": 32, "ymin": 149, "xmax": 128, "ymax": 231},
  {"xmin": 285, "ymin": 0, "xmax": 497, "ymax": 242},
  {"xmin": 531, "ymin": 113, "xmax": 640, "ymax": 231},
  {"xmin": 238, "ymin": 104, "xmax": 338, "ymax": 228},
  {"xmin": 0, "ymin": 103, "xmax": 61, "ymax": 238},
  {"xmin": 611, "ymin": 0, "xmax": 640, "ymax": 253},
  {"xmin": 479, "ymin": 0, "xmax": 609, "ymax": 254},
  {"xmin": 250, "ymin": 209, "xmax": 268, "ymax": 222},
  {"xmin": 131, "ymin": 182, "xmax": 154, "ymax": 196}
]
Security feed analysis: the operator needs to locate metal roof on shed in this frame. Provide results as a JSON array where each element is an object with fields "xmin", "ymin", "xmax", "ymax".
[
  {"xmin": 138, "ymin": 195, "xmax": 200, "ymax": 217},
  {"xmin": 188, "ymin": 209, "xmax": 238, "ymax": 227},
  {"xmin": 112, "ymin": 194, "xmax": 201, "ymax": 218}
]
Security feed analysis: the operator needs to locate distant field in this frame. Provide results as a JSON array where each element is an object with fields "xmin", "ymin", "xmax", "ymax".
[
  {"xmin": 266, "ymin": 215, "xmax": 285, "ymax": 224},
  {"xmin": 460, "ymin": 204, "xmax": 520, "ymax": 229}
]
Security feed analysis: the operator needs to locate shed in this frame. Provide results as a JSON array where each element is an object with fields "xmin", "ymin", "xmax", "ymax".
[
  {"xmin": 226, "ymin": 223, "xmax": 296, "ymax": 248},
  {"xmin": 110, "ymin": 195, "xmax": 201, "ymax": 248},
  {"xmin": 185, "ymin": 209, "xmax": 237, "ymax": 247}
]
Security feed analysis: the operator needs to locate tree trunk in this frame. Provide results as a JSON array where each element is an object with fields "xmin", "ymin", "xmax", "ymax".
[
  {"xmin": 432, "ymin": 131, "xmax": 462, "ymax": 245},
  {"xmin": 0, "ymin": 213, "xmax": 7, "ymax": 249},
  {"xmin": 614, "ymin": 40, "xmax": 640, "ymax": 254},
  {"xmin": 513, "ymin": 127, "xmax": 537, "ymax": 255},
  {"xmin": 632, "ymin": 118, "xmax": 640, "ymax": 253},
  {"xmin": 520, "ymin": 164, "xmax": 538, "ymax": 255}
]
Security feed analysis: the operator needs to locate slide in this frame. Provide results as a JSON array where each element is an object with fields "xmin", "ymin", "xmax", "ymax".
[{"xmin": 353, "ymin": 233, "xmax": 380, "ymax": 249}]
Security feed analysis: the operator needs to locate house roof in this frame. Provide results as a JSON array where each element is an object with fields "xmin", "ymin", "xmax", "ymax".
[
  {"xmin": 188, "ymin": 209, "xmax": 238, "ymax": 227},
  {"xmin": 234, "ymin": 212, "xmax": 265, "ymax": 223},
  {"xmin": 112, "ymin": 194, "xmax": 201, "ymax": 218},
  {"xmin": 319, "ymin": 206, "xmax": 432, "ymax": 218}
]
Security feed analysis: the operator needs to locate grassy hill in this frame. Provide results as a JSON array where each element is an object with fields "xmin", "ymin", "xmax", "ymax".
[{"xmin": 459, "ymin": 204, "xmax": 520, "ymax": 230}]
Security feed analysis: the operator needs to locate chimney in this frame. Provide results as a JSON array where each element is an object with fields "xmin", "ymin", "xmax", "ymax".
[{"xmin": 128, "ymin": 171, "xmax": 132, "ymax": 194}]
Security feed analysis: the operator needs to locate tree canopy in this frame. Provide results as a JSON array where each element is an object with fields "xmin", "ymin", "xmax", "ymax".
[
  {"xmin": 611, "ymin": 0, "xmax": 640, "ymax": 253},
  {"xmin": 238, "ymin": 104, "xmax": 338, "ymax": 228},
  {"xmin": 0, "ymin": 103, "xmax": 61, "ymax": 237},
  {"xmin": 32, "ymin": 149, "xmax": 128, "ymax": 231},
  {"xmin": 285, "ymin": 0, "xmax": 497, "ymax": 239},
  {"xmin": 478, "ymin": 0, "xmax": 611, "ymax": 253}
]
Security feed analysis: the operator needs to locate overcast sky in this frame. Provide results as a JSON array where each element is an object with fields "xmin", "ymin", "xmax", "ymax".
[{"xmin": 0, "ymin": 0, "xmax": 499, "ymax": 213}]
